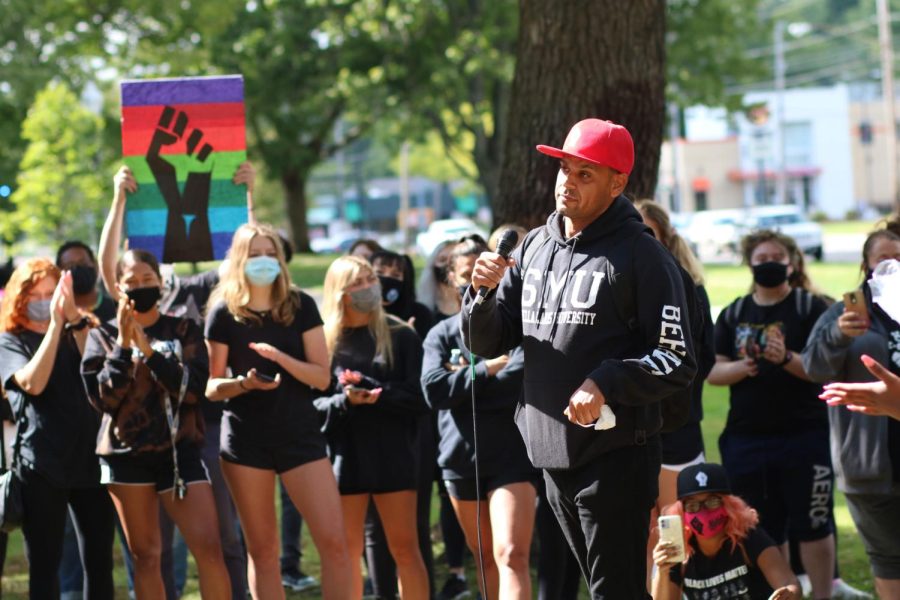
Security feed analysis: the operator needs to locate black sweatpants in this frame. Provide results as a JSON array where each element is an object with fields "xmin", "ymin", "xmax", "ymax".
[
  {"xmin": 20, "ymin": 467, "xmax": 116, "ymax": 599},
  {"xmin": 536, "ymin": 478, "xmax": 581, "ymax": 600},
  {"xmin": 543, "ymin": 438, "xmax": 660, "ymax": 600}
]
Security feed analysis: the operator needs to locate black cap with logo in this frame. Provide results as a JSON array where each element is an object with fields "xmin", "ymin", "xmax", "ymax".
[{"xmin": 677, "ymin": 463, "xmax": 732, "ymax": 499}]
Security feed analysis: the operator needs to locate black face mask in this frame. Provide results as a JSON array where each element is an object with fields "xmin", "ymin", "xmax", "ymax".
[
  {"xmin": 126, "ymin": 286, "xmax": 162, "ymax": 313},
  {"xmin": 752, "ymin": 262, "xmax": 789, "ymax": 288},
  {"xmin": 433, "ymin": 264, "xmax": 448, "ymax": 285},
  {"xmin": 378, "ymin": 275, "xmax": 404, "ymax": 306},
  {"xmin": 70, "ymin": 264, "xmax": 98, "ymax": 295}
]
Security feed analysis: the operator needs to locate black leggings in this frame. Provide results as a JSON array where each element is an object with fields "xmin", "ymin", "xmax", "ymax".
[{"xmin": 20, "ymin": 468, "xmax": 116, "ymax": 599}]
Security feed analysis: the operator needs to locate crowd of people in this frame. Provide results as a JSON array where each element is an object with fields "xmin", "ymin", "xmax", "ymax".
[{"xmin": 0, "ymin": 117, "xmax": 898, "ymax": 600}]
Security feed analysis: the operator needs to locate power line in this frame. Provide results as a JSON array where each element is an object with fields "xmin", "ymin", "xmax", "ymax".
[
  {"xmin": 725, "ymin": 58, "xmax": 880, "ymax": 94},
  {"xmin": 744, "ymin": 17, "xmax": 877, "ymax": 58}
]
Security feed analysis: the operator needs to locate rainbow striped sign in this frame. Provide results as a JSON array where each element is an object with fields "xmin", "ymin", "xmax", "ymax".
[{"xmin": 120, "ymin": 75, "xmax": 247, "ymax": 262}]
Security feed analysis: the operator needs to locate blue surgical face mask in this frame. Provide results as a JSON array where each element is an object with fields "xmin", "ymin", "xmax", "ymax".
[
  {"xmin": 244, "ymin": 256, "xmax": 281, "ymax": 286},
  {"xmin": 27, "ymin": 299, "xmax": 52, "ymax": 322}
]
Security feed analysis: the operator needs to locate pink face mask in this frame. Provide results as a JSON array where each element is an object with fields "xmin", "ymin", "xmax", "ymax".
[{"xmin": 685, "ymin": 506, "xmax": 728, "ymax": 538}]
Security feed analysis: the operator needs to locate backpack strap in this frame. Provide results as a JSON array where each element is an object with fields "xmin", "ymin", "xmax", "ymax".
[
  {"xmin": 723, "ymin": 295, "xmax": 747, "ymax": 330},
  {"xmin": 794, "ymin": 288, "xmax": 814, "ymax": 319}
]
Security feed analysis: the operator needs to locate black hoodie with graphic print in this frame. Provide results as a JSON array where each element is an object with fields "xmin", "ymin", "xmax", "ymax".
[{"xmin": 461, "ymin": 196, "xmax": 696, "ymax": 470}]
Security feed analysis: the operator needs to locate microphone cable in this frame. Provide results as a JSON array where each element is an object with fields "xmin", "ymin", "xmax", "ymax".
[{"xmin": 467, "ymin": 314, "xmax": 489, "ymax": 600}]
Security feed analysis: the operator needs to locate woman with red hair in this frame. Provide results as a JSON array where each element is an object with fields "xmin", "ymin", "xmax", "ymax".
[
  {"xmin": 0, "ymin": 258, "xmax": 115, "ymax": 598},
  {"xmin": 651, "ymin": 463, "xmax": 800, "ymax": 600}
]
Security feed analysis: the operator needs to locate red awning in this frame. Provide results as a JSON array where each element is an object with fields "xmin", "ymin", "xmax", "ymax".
[{"xmin": 727, "ymin": 167, "xmax": 821, "ymax": 182}]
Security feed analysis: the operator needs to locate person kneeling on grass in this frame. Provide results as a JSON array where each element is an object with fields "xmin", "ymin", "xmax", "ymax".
[{"xmin": 652, "ymin": 463, "xmax": 801, "ymax": 600}]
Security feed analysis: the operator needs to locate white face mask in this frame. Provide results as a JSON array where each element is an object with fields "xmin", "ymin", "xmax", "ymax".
[{"xmin": 868, "ymin": 259, "xmax": 900, "ymax": 324}]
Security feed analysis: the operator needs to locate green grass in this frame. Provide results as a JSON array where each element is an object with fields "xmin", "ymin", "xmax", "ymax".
[
  {"xmin": 820, "ymin": 220, "xmax": 879, "ymax": 236},
  {"xmin": 2, "ymin": 257, "xmax": 877, "ymax": 597}
]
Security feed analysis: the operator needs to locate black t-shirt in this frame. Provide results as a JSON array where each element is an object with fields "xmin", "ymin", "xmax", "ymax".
[
  {"xmin": 94, "ymin": 293, "xmax": 117, "ymax": 323},
  {"xmin": 205, "ymin": 292, "xmax": 324, "ymax": 444},
  {"xmin": 162, "ymin": 270, "xmax": 220, "ymax": 325},
  {"xmin": 676, "ymin": 527, "xmax": 776, "ymax": 600},
  {"xmin": 715, "ymin": 289, "xmax": 829, "ymax": 435},
  {"xmin": 314, "ymin": 323, "xmax": 428, "ymax": 491},
  {"xmin": 162, "ymin": 269, "xmax": 221, "ymax": 422},
  {"xmin": 0, "ymin": 330, "xmax": 101, "ymax": 488}
]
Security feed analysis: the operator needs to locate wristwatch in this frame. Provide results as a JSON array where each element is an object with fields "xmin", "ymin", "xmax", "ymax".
[
  {"xmin": 779, "ymin": 351, "xmax": 793, "ymax": 367},
  {"xmin": 64, "ymin": 316, "xmax": 90, "ymax": 332}
]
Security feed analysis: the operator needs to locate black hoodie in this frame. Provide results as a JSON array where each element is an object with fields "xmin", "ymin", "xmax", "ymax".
[{"xmin": 461, "ymin": 196, "xmax": 696, "ymax": 470}]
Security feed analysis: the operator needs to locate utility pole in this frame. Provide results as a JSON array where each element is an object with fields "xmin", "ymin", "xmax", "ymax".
[
  {"xmin": 398, "ymin": 141, "xmax": 412, "ymax": 251},
  {"xmin": 774, "ymin": 20, "xmax": 788, "ymax": 205},
  {"xmin": 877, "ymin": 0, "xmax": 899, "ymax": 212},
  {"xmin": 668, "ymin": 102, "xmax": 682, "ymax": 212}
]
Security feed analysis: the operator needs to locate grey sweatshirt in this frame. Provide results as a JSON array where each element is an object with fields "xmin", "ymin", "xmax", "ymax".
[{"xmin": 802, "ymin": 297, "xmax": 899, "ymax": 494}]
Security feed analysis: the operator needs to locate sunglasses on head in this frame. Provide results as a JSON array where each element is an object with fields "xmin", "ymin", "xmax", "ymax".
[{"xmin": 683, "ymin": 495, "xmax": 723, "ymax": 513}]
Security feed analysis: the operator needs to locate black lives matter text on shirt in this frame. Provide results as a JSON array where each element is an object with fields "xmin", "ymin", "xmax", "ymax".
[
  {"xmin": 678, "ymin": 527, "xmax": 776, "ymax": 600},
  {"xmin": 715, "ymin": 289, "xmax": 829, "ymax": 435}
]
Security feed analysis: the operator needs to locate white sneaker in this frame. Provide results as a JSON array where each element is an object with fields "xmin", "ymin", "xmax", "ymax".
[{"xmin": 832, "ymin": 578, "xmax": 873, "ymax": 599}]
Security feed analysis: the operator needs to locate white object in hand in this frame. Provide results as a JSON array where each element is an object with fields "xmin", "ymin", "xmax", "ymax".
[
  {"xmin": 594, "ymin": 404, "xmax": 616, "ymax": 430},
  {"xmin": 658, "ymin": 515, "xmax": 686, "ymax": 563}
]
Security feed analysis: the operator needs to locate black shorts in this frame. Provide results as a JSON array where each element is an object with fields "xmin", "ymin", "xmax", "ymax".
[
  {"xmin": 444, "ymin": 471, "xmax": 538, "ymax": 501},
  {"xmin": 220, "ymin": 423, "xmax": 327, "ymax": 474},
  {"xmin": 720, "ymin": 427, "xmax": 834, "ymax": 544},
  {"xmin": 660, "ymin": 421, "xmax": 705, "ymax": 466},
  {"xmin": 99, "ymin": 442, "xmax": 209, "ymax": 493}
]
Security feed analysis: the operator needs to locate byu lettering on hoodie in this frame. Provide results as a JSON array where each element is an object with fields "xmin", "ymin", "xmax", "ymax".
[{"xmin": 462, "ymin": 197, "xmax": 696, "ymax": 470}]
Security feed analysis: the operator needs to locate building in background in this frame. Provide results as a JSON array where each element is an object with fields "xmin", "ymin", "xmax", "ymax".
[{"xmin": 659, "ymin": 85, "xmax": 869, "ymax": 220}]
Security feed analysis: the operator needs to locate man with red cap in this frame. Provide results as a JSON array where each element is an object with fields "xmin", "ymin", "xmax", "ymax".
[{"xmin": 462, "ymin": 118, "xmax": 697, "ymax": 598}]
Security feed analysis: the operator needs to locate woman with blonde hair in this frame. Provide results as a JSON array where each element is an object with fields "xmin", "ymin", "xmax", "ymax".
[
  {"xmin": 315, "ymin": 255, "xmax": 430, "ymax": 599},
  {"xmin": 635, "ymin": 200, "xmax": 716, "ymax": 585},
  {"xmin": 204, "ymin": 223, "xmax": 352, "ymax": 599}
]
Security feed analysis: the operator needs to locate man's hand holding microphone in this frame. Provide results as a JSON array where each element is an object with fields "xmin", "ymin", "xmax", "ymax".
[{"xmin": 469, "ymin": 231, "xmax": 609, "ymax": 429}]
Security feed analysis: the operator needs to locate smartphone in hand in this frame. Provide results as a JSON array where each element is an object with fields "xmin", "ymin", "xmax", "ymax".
[
  {"xmin": 658, "ymin": 515, "xmax": 686, "ymax": 563},
  {"xmin": 842, "ymin": 290, "xmax": 868, "ymax": 320},
  {"xmin": 255, "ymin": 372, "xmax": 277, "ymax": 383}
]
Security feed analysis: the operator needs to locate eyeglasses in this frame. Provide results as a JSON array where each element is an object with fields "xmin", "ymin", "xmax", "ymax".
[{"xmin": 683, "ymin": 496, "xmax": 723, "ymax": 513}]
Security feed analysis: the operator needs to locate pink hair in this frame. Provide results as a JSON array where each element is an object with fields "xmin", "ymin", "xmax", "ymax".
[{"xmin": 662, "ymin": 495, "xmax": 760, "ymax": 558}]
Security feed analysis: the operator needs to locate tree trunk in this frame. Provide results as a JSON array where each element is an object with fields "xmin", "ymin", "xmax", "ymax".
[
  {"xmin": 494, "ymin": 0, "xmax": 666, "ymax": 228},
  {"xmin": 282, "ymin": 170, "xmax": 311, "ymax": 253}
]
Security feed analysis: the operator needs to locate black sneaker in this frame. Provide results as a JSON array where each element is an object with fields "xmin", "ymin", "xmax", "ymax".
[
  {"xmin": 437, "ymin": 574, "xmax": 470, "ymax": 600},
  {"xmin": 282, "ymin": 569, "xmax": 319, "ymax": 592}
]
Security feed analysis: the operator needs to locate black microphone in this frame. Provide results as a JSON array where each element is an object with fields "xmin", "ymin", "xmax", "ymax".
[{"xmin": 473, "ymin": 229, "xmax": 519, "ymax": 307}]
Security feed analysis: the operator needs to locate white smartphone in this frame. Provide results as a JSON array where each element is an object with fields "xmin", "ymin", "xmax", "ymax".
[{"xmin": 658, "ymin": 515, "xmax": 686, "ymax": 564}]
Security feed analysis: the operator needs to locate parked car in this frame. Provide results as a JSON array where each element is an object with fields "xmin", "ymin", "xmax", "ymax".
[
  {"xmin": 310, "ymin": 231, "xmax": 367, "ymax": 254},
  {"xmin": 415, "ymin": 218, "xmax": 489, "ymax": 257},
  {"xmin": 681, "ymin": 205, "xmax": 824, "ymax": 261},
  {"xmin": 744, "ymin": 205, "xmax": 824, "ymax": 261},
  {"xmin": 680, "ymin": 209, "xmax": 745, "ymax": 260}
]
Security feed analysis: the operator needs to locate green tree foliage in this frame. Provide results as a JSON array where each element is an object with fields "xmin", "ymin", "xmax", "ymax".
[
  {"xmin": 667, "ymin": 0, "xmax": 768, "ymax": 110},
  {"xmin": 5, "ymin": 83, "xmax": 106, "ymax": 245}
]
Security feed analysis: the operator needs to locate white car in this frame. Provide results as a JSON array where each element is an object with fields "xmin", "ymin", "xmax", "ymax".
[
  {"xmin": 744, "ymin": 206, "xmax": 824, "ymax": 261},
  {"xmin": 416, "ymin": 218, "xmax": 489, "ymax": 257},
  {"xmin": 682, "ymin": 206, "xmax": 823, "ymax": 261},
  {"xmin": 681, "ymin": 209, "xmax": 745, "ymax": 260}
]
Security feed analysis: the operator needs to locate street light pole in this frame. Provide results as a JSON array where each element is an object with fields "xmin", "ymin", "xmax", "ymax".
[
  {"xmin": 877, "ymin": 0, "xmax": 898, "ymax": 212},
  {"xmin": 399, "ymin": 141, "xmax": 412, "ymax": 251},
  {"xmin": 774, "ymin": 20, "xmax": 788, "ymax": 205}
]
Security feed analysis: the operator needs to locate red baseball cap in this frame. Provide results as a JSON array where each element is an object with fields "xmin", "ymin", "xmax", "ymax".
[{"xmin": 536, "ymin": 118, "xmax": 634, "ymax": 175}]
